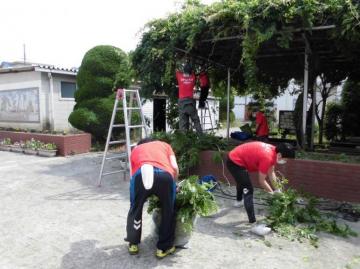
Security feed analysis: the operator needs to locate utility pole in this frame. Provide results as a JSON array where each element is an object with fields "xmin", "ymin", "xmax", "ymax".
[{"xmin": 23, "ymin": 44, "xmax": 26, "ymax": 64}]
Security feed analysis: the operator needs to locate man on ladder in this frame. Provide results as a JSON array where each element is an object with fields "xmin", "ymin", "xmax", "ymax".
[
  {"xmin": 175, "ymin": 62, "xmax": 202, "ymax": 133},
  {"xmin": 198, "ymin": 65, "xmax": 210, "ymax": 109}
]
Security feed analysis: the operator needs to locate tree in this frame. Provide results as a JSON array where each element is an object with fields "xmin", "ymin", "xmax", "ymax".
[
  {"xmin": 325, "ymin": 102, "xmax": 344, "ymax": 141},
  {"xmin": 314, "ymin": 72, "xmax": 344, "ymax": 144},
  {"xmin": 341, "ymin": 78, "xmax": 360, "ymax": 137},
  {"xmin": 69, "ymin": 45, "xmax": 132, "ymax": 141},
  {"xmin": 132, "ymin": 0, "xmax": 360, "ymax": 132}
]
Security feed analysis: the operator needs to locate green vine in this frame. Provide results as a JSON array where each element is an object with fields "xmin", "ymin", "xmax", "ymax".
[{"xmin": 132, "ymin": 0, "xmax": 360, "ymax": 102}]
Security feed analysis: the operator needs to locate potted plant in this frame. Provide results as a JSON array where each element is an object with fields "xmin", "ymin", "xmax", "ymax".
[
  {"xmin": 0, "ymin": 138, "xmax": 12, "ymax": 151},
  {"xmin": 23, "ymin": 138, "xmax": 40, "ymax": 155},
  {"xmin": 148, "ymin": 175, "xmax": 218, "ymax": 248},
  {"xmin": 38, "ymin": 142, "xmax": 57, "ymax": 157},
  {"xmin": 10, "ymin": 141, "xmax": 25, "ymax": 153}
]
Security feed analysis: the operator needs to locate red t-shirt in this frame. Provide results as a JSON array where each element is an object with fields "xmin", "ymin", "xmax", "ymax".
[
  {"xmin": 228, "ymin": 141, "xmax": 277, "ymax": 174},
  {"xmin": 199, "ymin": 72, "xmax": 210, "ymax": 87},
  {"xmin": 176, "ymin": 71, "xmax": 196, "ymax": 99},
  {"xmin": 130, "ymin": 141, "xmax": 176, "ymax": 179},
  {"xmin": 256, "ymin": 112, "xmax": 269, "ymax": 136}
]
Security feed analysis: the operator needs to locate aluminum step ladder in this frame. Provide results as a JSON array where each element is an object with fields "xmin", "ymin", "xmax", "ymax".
[
  {"xmin": 199, "ymin": 100, "xmax": 214, "ymax": 131},
  {"xmin": 97, "ymin": 88, "xmax": 149, "ymax": 186}
]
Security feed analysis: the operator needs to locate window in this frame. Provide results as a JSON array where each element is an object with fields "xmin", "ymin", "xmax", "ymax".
[{"xmin": 60, "ymin": 82, "xmax": 76, "ymax": 98}]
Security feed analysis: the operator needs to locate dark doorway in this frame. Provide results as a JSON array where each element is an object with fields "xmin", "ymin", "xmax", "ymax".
[{"xmin": 153, "ymin": 98, "xmax": 166, "ymax": 132}]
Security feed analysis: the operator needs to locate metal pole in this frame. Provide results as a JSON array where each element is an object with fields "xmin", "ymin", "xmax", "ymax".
[
  {"xmin": 302, "ymin": 35, "xmax": 310, "ymax": 149},
  {"xmin": 310, "ymin": 83, "xmax": 316, "ymax": 150},
  {"xmin": 226, "ymin": 68, "xmax": 231, "ymax": 139}
]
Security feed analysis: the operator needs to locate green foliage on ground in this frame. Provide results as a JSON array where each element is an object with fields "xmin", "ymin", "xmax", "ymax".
[
  {"xmin": 147, "ymin": 175, "xmax": 218, "ymax": 232},
  {"xmin": 69, "ymin": 46, "xmax": 132, "ymax": 141},
  {"xmin": 265, "ymin": 177, "xmax": 357, "ymax": 247}
]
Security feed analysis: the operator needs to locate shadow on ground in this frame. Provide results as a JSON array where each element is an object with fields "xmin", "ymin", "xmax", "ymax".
[
  {"xmin": 60, "ymin": 236, "xmax": 180, "ymax": 269},
  {"xmin": 40, "ymin": 153, "xmax": 130, "ymax": 201}
]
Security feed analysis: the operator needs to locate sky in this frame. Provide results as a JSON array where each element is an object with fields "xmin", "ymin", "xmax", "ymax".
[{"xmin": 0, "ymin": 0, "xmax": 216, "ymax": 68}]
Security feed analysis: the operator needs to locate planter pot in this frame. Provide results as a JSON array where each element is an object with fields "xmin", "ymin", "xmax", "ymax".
[
  {"xmin": 24, "ymin": 148, "xmax": 38, "ymax": 155},
  {"xmin": 10, "ymin": 145, "xmax": 24, "ymax": 153},
  {"xmin": 152, "ymin": 210, "xmax": 197, "ymax": 248},
  {"xmin": 38, "ymin": 149, "xmax": 57, "ymax": 157},
  {"xmin": 0, "ymin": 145, "xmax": 11, "ymax": 151}
]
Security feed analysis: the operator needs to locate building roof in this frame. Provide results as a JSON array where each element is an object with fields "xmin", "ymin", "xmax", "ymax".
[{"xmin": 0, "ymin": 61, "xmax": 78, "ymax": 76}]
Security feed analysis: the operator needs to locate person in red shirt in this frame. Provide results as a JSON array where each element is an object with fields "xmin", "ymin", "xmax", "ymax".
[
  {"xmin": 227, "ymin": 142, "xmax": 295, "ymax": 224},
  {"xmin": 198, "ymin": 66, "xmax": 210, "ymax": 109},
  {"xmin": 125, "ymin": 138, "xmax": 179, "ymax": 258},
  {"xmin": 176, "ymin": 63, "xmax": 202, "ymax": 133},
  {"xmin": 255, "ymin": 110, "xmax": 269, "ymax": 142}
]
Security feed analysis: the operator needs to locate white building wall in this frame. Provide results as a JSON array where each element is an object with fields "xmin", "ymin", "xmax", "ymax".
[
  {"xmin": 233, "ymin": 90, "xmax": 299, "ymax": 123},
  {"xmin": 50, "ymin": 74, "xmax": 77, "ymax": 131},
  {"xmin": 0, "ymin": 71, "xmax": 45, "ymax": 130},
  {"xmin": 142, "ymin": 99, "xmax": 154, "ymax": 132}
]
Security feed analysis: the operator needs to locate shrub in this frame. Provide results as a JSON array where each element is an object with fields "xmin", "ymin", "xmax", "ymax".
[
  {"xmin": 39, "ymin": 142, "xmax": 57, "ymax": 150},
  {"xmin": 324, "ymin": 102, "xmax": 344, "ymax": 141},
  {"xmin": 0, "ymin": 138, "xmax": 11, "ymax": 145},
  {"xmin": 341, "ymin": 78, "xmax": 360, "ymax": 137},
  {"xmin": 69, "ymin": 45, "xmax": 133, "ymax": 141}
]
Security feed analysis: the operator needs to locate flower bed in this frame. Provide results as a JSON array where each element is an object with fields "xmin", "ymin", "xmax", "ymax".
[
  {"xmin": 190, "ymin": 150, "xmax": 360, "ymax": 203},
  {"xmin": 0, "ymin": 131, "xmax": 91, "ymax": 156}
]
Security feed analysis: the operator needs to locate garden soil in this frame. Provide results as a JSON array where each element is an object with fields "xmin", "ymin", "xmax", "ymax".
[{"xmin": 0, "ymin": 151, "xmax": 359, "ymax": 269}]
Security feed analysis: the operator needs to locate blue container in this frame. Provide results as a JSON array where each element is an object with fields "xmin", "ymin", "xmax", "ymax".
[{"xmin": 199, "ymin": 175, "xmax": 217, "ymax": 192}]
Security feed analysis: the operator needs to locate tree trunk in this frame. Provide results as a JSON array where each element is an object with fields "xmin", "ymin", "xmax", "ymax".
[{"xmin": 318, "ymin": 99, "xmax": 327, "ymax": 144}]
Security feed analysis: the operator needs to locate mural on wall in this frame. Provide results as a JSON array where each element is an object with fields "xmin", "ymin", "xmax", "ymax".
[{"xmin": 0, "ymin": 88, "xmax": 40, "ymax": 122}]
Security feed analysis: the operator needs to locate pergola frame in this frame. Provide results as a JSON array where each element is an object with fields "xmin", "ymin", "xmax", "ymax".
[{"xmin": 177, "ymin": 23, "xmax": 359, "ymax": 148}]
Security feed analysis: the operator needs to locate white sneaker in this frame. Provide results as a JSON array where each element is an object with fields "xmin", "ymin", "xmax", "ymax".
[
  {"xmin": 250, "ymin": 224, "xmax": 271, "ymax": 236},
  {"xmin": 233, "ymin": 200, "xmax": 244, "ymax": 207}
]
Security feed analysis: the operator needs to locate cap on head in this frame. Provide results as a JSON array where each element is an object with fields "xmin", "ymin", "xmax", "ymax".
[{"xmin": 275, "ymin": 143, "xmax": 295, "ymax": 158}]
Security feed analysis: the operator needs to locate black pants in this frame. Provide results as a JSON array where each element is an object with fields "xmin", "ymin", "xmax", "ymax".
[
  {"xmin": 126, "ymin": 169, "xmax": 176, "ymax": 251},
  {"xmin": 256, "ymin": 135, "xmax": 269, "ymax": 143},
  {"xmin": 199, "ymin": 86, "xmax": 209, "ymax": 108},
  {"xmin": 226, "ymin": 157, "xmax": 256, "ymax": 223}
]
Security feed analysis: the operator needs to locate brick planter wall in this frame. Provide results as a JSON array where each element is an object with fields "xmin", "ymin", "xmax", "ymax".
[
  {"xmin": 0, "ymin": 131, "xmax": 91, "ymax": 156},
  {"xmin": 190, "ymin": 150, "xmax": 360, "ymax": 203}
]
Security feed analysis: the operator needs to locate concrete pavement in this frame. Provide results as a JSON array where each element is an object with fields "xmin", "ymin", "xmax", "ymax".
[{"xmin": 0, "ymin": 151, "xmax": 359, "ymax": 269}]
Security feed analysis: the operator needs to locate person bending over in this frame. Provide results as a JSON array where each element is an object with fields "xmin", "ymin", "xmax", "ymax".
[
  {"xmin": 125, "ymin": 138, "xmax": 179, "ymax": 259},
  {"xmin": 226, "ymin": 141, "xmax": 295, "ymax": 224}
]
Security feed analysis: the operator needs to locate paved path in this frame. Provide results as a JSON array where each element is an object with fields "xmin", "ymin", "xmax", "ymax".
[{"xmin": 0, "ymin": 151, "xmax": 359, "ymax": 269}]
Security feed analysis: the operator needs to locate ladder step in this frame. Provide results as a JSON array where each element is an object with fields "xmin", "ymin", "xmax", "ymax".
[
  {"xmin": 127, "ymin": 107, "xmax": 141, "ymax": 110},
  {"xmin": 129, "ymin": 124, "xmax": 145, "ymax": 129},
  {"xmin": 102, "ymin": 170, "xmax": 126, "ymax": 176},
  {"xmin": 109, "ymin": 140, "xmax": 126, "ymax": 145},
  {"xmin": 112, "ymin": 124, "xmax": 125, "ymax": 128},
  {"xmin": 105, "ymin": 153, "xmax": 127, "ymax": 160}
]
